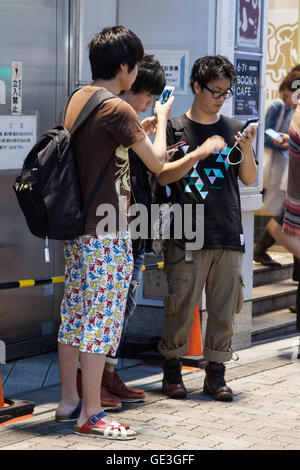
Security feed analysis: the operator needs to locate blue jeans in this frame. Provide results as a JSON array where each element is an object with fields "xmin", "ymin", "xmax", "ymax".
[{"xmin": 108, "ymin": 249, "xmax": 145, "ymax": 359}]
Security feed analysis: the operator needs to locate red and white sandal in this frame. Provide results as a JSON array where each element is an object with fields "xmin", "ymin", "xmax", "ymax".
[{"xmin": 73, "ymin": 411, "xmax": 136, "ymax": 440}]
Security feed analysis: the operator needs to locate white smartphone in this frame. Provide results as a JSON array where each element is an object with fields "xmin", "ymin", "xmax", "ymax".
[
  {"xmin": 265, "ymin": 128, "xmax": 284, "ymax": 142},
  {"xmin": 159, "ymin": 86, "xmax": 175, "ymax": 104},
  {"xmin": 241, "ymin": 118, "xmax": 260, "ymax": 135}
]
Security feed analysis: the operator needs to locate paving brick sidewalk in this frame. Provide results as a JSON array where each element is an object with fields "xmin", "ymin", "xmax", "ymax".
[{"xmin": 1, "ymin": 335, "xmax": 300, "ymax": 450}]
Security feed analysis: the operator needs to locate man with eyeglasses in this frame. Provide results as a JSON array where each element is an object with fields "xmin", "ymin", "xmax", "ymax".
[{"xmin": 155, "ymin": 55, "xmax": 257, "ymax": 402}]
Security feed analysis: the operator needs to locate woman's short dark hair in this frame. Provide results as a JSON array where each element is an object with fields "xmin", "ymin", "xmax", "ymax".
[
  {"xmin": 190, "ymin": 55, "xmax": 237, "ymax": 94},
  {"xmin": 279, "ymin": 70, "xmax": 300, "ymax": 92},
  {"xmin": 89, "ymin": 26, "xmax": 144, "ymax": 80},
  {"xmin": 291, "ymin": 64, "xmax": 300, "ymax": 73},
  {"xmin": 130, "ymin": 55, "xmax": 166, "ymax": 95}
]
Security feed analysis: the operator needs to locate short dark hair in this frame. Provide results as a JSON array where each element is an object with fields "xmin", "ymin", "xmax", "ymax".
[
  {"xmin": 88, "ymin": 26, "xmax": 144, "ymax": 80},
  {"xmin": 279, "ymin": 71, "xmax": 300, "ymax": 92},
  {"xmin": 130, "ymin": 55, "xmax": 166, "ymax": 95},
  {"xmin": 190, "ymin": 55, "xmax": 237, "ymax": 94},
  {"xmin": 291, "ymin": 64, "xmax": 300, "ymax": 73}
]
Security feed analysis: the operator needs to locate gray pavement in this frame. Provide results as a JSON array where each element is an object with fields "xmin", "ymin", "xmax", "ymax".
[{"xmin": 1, "ymin": 334, "xmax": 300, "ymax": 450}]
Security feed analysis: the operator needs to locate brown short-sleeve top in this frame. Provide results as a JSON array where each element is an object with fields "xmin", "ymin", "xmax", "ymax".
[{"xmin": 64, "ymin": 86, "xmax": 146, "ymax": 234}]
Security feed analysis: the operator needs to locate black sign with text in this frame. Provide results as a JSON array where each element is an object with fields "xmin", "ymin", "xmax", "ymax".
[{"xmin": 234, "ymin": 57, "xmax": 260, "ymax": 116}]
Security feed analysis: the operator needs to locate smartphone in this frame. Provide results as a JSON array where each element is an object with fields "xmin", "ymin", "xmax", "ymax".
[
  {"xmin": 241, "ymin": 118, "xmax": 260, "ymax": 133},
  {"xmin": 167, "ymin": 140, "xmax": 186, "ymax": 152},
  {"xmin": 159, "ymin": 86, "xmax": 175, "ymax": 104},
  {"xmin": 265, "ymin": 128, "xmax": 284, "ymax": 142}
]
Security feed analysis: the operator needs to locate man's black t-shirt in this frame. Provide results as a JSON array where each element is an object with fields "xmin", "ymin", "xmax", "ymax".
[{"xmin": 166, "ymin": 113, "xmax": 245, "ymax": 253}]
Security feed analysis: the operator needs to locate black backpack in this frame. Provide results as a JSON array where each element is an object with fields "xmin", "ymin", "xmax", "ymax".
[{"xmin": 13, "ymin": 88, "xmax": 115, "ymax": 241}]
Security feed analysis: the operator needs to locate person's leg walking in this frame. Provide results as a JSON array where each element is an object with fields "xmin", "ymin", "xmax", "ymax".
[
  {"xmin": 254, "ymin": 228, "xmax": 281, "ymax": 267},
  {"xmin": 268, "ymin": 219, "xmax": 300, "ymax": 260}
]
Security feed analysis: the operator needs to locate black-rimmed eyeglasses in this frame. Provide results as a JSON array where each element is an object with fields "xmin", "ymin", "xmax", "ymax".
[{"xmin": 204, "ymin": 85, "xmax": 234, "ymax": 100}]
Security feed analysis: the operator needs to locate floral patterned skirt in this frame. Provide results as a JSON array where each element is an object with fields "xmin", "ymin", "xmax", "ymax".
[{"xmin": 58, "ymin": 232, "xmax": 133, "ymax": 355}]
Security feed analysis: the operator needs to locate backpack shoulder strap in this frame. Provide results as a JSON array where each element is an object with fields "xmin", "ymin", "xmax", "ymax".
[
  {"xmin": 71, "ymin": 89, "xmax": 116, "ymax": 219},
  {"xmin": 59, "ymin": 88, "xmax": 116, "ymax": 221},
  {"xmin": 168, "ymin": 116, "xmax": 186, "ymax": 143},
  {"xmin": 70, "ymin": 89, "xmax": 116, "ymax": 135},
  {"xmin": 56, "ymin": 88, "xmax": 80, "ymax": 126},
  {"xmin": 170, "ymin": 115, "xmax": 186, "ymax": 131}
]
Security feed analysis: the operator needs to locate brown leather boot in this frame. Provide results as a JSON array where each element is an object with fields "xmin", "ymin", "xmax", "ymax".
[
  {"xmin": 76, "ymin": 369, "xmax": 121, "ymax": 410},
  {"xmin": 203, "ymin": 362, "xmax": 233, "ymax": 402},
  {"xmin": 162, "ymin": 358, "xmax": 187, "ymax": 398}
]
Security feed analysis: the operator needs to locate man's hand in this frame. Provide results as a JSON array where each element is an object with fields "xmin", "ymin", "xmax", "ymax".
[
  {"xmin": 198, "ymin": 135, "xmax": 227, "ymax": 159},
  {"xmin": 154, "ymin": 95, "xmax": 175, "ymax": 122},
  {"xmin": 141, "ymin": 116, "xmax": 158, "ymax": 137},
  {"xmin": 234, "ymin": 126, "xmax": 256, "ymax": 151},
  {"xmin": 272, "ymin": 132, "xmax": 289, "ymax": 149},
  {"xmin": 131, "ymin": 97, "xmax": 174, "ymax": 174},
  {"xmin": 156, "ymin": 135, "xmax": 226, "ymax": 186},
  {"xmin": 236, "ymin": 126, "xmax": 257, "ymax": 186}
]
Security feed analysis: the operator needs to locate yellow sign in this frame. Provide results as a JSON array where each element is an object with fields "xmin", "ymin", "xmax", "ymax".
[
  {"xmin": 267, "ymin": 22, "xmax": 298, "ymax": 84},
  {"xmin": 265, "ymin": 4, "xmax": 299, "ymax": 108}
]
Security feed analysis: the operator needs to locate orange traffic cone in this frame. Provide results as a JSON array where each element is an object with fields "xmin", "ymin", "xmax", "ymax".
[
  {"xmin": 186, "ymin": 304, "xmax": 203, "ymax": 356},
  {"xmin": 0, "ymin": 368, "xmax": 35, "ymax": 425}
]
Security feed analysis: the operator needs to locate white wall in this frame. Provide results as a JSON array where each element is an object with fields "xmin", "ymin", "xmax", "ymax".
[
  {"xmin": 77, "ymin": 0, "xmax": 217, "ymax": 116},
  {"xmin": 117, "ymin": 0, "xmax": 217, "ymax": 118},
  {"xmin": 78, "ymin": 0, "xmax": 117, "ymax": 83}
]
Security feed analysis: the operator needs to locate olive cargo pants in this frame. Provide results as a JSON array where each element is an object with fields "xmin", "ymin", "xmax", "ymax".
[{"xmin": 157, "ymin": 241, "xmax": 244, "ymax": 363}]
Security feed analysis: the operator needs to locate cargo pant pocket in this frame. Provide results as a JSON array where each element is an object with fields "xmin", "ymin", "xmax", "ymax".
[
  {"xmin": 164, "ymin": 277, "xmax": 190, "ymax": 317},
  {"xmin": 235, "ymin": 274, "xmax": 244, "ymax": 314}
]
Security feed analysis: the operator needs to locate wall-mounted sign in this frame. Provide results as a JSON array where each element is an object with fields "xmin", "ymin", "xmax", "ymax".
[
  {"xmin": 236, "ymin": 0, "xmax": 262, "ymax": 51},
  {"xmin": 146, "ymin": 49, "xmax": 189, "ymax": 94},
  {"xmin": 11, "ymin": 61, "xmax": 22, "ymax": 114},
  {"xmin": 0, "ymin": 115, "xmax": 37, "ymax": 170},
  {"xmin": 234, "ymin": 56, "xmax": 260, "ymax": 116}
]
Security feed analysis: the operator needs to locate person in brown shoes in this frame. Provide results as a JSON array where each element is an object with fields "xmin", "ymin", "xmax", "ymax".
[
  {"xmin": 77, "ymin": 55, "xmax": 166, "ymax": 408},
  {"xmin": 155, "ymin": 55, "xmax": 257, "ymax": 401}
]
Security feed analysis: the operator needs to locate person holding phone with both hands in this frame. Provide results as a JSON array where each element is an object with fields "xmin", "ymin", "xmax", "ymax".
[{"xmin": 155, "ymin": 55, "xmax": 257, "ymax": 403}]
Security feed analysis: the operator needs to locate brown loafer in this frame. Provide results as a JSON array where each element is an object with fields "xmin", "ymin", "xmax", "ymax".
[
  {"xmin": 102, "ymin": 369, "xmax": 146, "ymax": 403},
  {"xmin": 76, "ymin": 369, "xmax": 121, "ymax": 411}
]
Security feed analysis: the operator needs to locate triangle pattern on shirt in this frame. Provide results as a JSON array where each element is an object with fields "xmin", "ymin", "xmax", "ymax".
[
  {"xmin": 182, "ymin": 146, "xmax": 232, "ymax": 197},
  {"xmin": 184, "ymin": 184, "xmax": 192, "ymax": 193}
]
